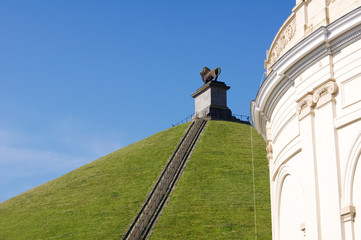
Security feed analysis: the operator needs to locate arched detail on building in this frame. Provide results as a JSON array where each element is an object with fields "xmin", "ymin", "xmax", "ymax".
[
  {"xmin": 343, "ymin": 132, "xmax": 361, "ymax": 207},
  {"xmin": 274, "ymin": 164, "xmax": 305, "ymax": 239}
]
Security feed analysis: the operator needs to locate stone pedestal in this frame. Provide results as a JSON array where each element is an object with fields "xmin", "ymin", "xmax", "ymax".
[{"xmin": 191, "ymin": 81, "xmax": 234, "ymax": 120}]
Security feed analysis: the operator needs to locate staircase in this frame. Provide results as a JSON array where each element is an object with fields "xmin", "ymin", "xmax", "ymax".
[{"xmin": 123, "ymin": 119, "xmax": 207, "ymax": 240}]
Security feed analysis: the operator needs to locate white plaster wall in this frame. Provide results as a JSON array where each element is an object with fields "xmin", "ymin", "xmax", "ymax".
[
  {"xmin": 251, "ymin": 2, "xmax": 361, "ymax": 239},
  {"xmin": 269, "ymin": 40, "xmax": 361, "ymax": 239},
  {"xmin": 353, "ymin": 156, "xmax": 361, "ymax": 239},
  {"xmin": 279, "ymin": 174, "xmax": 305, "ymax": 240},
  {"xmin": 329, "ymin": 0, "xmax": 361, "ymax": 23},
  {"xmin": 295, "ymin": 56, "xmax": 332, "ymax": 98},
  {"xmin": 267, "ymin": 46, "xmax": 361, "ymax": 239},
  {"xmin": 272, "ymin": 152, "xmax": 306, "ymax": 239},
  {"xmin": 334, "ymin": 39, "xmax": 361, "ymax": 118},
  {"xmin": 307, "ymin": 0, "xmax": 328, "ymax": 30},
  {"xmin": 270, "ymin": 86, "xmax": 299, "ymax": 165},
  {"xmin": 334, "ymin": 40, "xmax": 361, "ymax": 193},
  {"xmin": 338, "ymin": 122, "xmax": 361, "ymax": 187}
]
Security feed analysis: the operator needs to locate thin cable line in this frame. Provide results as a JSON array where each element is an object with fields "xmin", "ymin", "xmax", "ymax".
[
  {"xmin": 250, "ymin": 126, "xmax": 258, "ymax": 240},
  {"xmin": 259, "ymin": 71, "xmax": 265, "ymax": 87}
]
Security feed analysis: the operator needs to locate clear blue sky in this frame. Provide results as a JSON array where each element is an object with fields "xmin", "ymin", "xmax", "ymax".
[{"xmin": 0, "ymin": 0, "xmax": 295, "ymax": 202}]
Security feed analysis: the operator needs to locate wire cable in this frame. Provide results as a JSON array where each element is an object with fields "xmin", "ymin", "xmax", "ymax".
[
  {"xmin": 259, "ymin": 71, "xmax": 266, "ymax": 87},
  {"xmin": 250, "ymin": 126, "xmax": 258, "ymax": 240}
]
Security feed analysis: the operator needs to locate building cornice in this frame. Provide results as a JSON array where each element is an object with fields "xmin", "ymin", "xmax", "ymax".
[
  {"xmin": 191, "ymin": 81, "xmax": 230, "ymax": 98},
  {"xmin": 251, "ymin": 6, "xmax": 361, "ymax": 138}
]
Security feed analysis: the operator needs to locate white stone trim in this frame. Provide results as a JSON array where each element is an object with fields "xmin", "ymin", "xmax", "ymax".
[
  {"xmin": 297, "ymin": 94, "xmax": 315, "ymax": 120},
  {"xmin": 343, "ymin": 132, "xmax": 361, "ymax": 207},
  {"xmin": 251, "ymin": 7, "xmax": 361, "ymax": 137},
  {"xmin": 274, "ymin": 166, "xmax": 292, "ymax": 240},
  {"xmin": 272, "ymin": 137, "xmax": 302, "ymax": 181},
  {"xmin": 312, "ymin": 80, "xmax": 338, "ymax": 108},
  {"xmin": 341, "ymin": 206, "xmax": 356, "ymax": 222},
  {"xmin": 274, "ymin": 164, "xmax": 305, "ymax": 240},
  {"xmin": 335, "ymin": 109, "xmax": 361, "ymax": 129},
  {"xmin": 266, "ymin": 141, "xmax": 273, "ymax": 162}
]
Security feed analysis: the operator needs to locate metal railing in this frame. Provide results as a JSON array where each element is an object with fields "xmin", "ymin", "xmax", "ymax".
[
  {"xmin": 122, "ymin": 121, "xmax": 195, "ymax": 240},
  {"xmin": 172, "ymin": 113, "xmax": 251, "ymax": 127},
  {"xmin": 123, "ymin": 119, "xmax": 207, "ymax": 240},
  {"xmin": 172, "ymin": 113, "xmax": 194, "ymax": 127},
  {"xmin": 232, "ymin": 114, "xmax": 251, "ymax": 123}
]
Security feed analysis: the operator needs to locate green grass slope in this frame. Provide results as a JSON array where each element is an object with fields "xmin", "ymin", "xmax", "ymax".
[
  {"xmin": 150, "ymin": 121, "xmax": 271, "ymax": 240},
  {"xmin": 0, "ymin": 123, "xmax": 190, "ymax": 240}
]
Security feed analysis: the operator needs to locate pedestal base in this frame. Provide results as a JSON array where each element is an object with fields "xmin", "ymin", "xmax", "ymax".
[{"xmin": 191, "ymin": 81, "xmax": 248, "ymax": 124}]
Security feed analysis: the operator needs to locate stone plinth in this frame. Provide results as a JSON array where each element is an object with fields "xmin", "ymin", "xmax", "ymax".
[{"xmin": 191, "ymin": 81, "xmax": 233, "ymax": 120}]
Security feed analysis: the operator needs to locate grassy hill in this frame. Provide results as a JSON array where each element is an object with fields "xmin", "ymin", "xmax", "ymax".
[
  {"xmin": 0, "ymin": 121, "xmax": 271, "ymax": 239},
  {"xmin": 0, "ymin": 123, "xmax": 190, "ymax": 240},
  {"xmin": 150, "ymin": 121, "xmax": 270, "ymax": 240}
]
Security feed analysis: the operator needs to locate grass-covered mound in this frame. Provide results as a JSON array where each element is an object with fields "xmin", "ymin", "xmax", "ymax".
[
  {"xmin": 0, "ymin": 123, "xmax": 190, "ymax": 240},
  {"xmin": 0, "ymin": 121, "xmax": 271, "ymax": 240},
  {"xmin": 150, "ymin": 121, "xmax": 271, "ymax": 239}
]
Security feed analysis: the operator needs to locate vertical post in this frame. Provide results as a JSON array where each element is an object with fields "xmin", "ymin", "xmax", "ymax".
[
  {"xmin": 312, "ymin": 80, "xmax": 343, "ymax": 239},
  {"xmin": 341, "ymin": 206, "xmax": 356, "ymax": 240},
  {"xmin": 297, "ymin": 94, "xmax": 321, "ymax": 239}
]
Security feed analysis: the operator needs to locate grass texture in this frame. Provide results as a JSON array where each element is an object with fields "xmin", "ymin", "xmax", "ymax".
[
  {"xmin": 0, "ymin": 123, "xmax": 190, "ymax": 240},
  {"xmin": 150, "ymin": 121, "xmax": 271, "ymax": 240},
  {"xmin": 0, "ymin": 121, "xmax": 271, "ymax": 239}
]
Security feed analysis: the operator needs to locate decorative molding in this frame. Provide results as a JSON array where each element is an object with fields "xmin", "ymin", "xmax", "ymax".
[
  {"xmin": 342, "ymin": 132, "xmax": 361, "ymax": 207},
  {"xmin": 335, "ymin": 109, "xmax": 361, "ymax": 129},
  {"xmin": 266, "ymin": 141, "xmax": 273, "ymax": 162},
  {"xmin": 327, "ymin": 0, "xmax": 337, "ymax": 5},
  {"xmin": 341, "ymin": 206, "xmax": 356, "ymax": 222},
  {"xmin": 251, "ymin": 6, "xmax": 361, "ymax": 137},
  {"xmin": 274, "ymin": 165, "xmax": 305, "ymax": 240},
  {"xmin": 297, "ymin": 94, "xmax": 315, "ymax": 119},
  {"xmin": 271, "ymin": 136, "xmax": 302, "ymax": 181},
  {"xmin": 268, "ymin": 17, "xmax": 296, "ymax": 70},
  {"xmin": 274, "ymin": 166, "xmax": 293, "ymax": 240},
  {"xmin": 289, "ymin": 47, "xmax": 329, "ymax": 79},
  {"xmin": 331, "ymin": 28, "xmax": 361, "ymax": 52},
  {"xmin": 312, "ymin": 80, "xmax": 338, "ymax": 107}
]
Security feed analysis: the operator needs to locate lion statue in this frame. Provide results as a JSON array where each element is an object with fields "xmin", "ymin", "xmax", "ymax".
[{"xmin": 200, "ymin": 67, "xmax": 221, "ymax": 84}]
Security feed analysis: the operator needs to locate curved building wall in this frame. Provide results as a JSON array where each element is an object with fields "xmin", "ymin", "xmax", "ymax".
[{"xmin": 251, "ymin": 0, "xmax": 361, "ymax": 239}]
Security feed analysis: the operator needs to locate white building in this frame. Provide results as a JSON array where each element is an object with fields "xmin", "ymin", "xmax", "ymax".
[{"xmin": 251, "ymin": 0, "xmax": 361, "ymax": 239}]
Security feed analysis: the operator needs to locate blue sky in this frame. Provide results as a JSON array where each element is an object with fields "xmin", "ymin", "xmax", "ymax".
[{"xmin": 0, "ymin": 0, "xmax": 295, "ymax": 202}]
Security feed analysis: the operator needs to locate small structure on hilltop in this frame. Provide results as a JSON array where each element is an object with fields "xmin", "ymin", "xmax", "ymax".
[{"xmin": 192, "ymin": 66, "xmax": 248, "ymax": 124}]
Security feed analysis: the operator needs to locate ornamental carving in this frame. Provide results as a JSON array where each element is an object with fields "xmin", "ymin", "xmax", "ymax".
[
  {"xmin": 312, "ymin": 81, "xmax": 338, "ymax": 104},
  {"xmin": 297, "ymin": 95, "xmax": 314, "ymax": 116},
  {"xmin": 267, "ymin": 17, "xmax": 296, "ymax": 68}
]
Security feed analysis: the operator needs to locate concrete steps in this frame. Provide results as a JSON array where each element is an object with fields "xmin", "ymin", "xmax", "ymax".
[{"xmin": 123, "ymin": 119, "xmax": 207, "ymax": 240}]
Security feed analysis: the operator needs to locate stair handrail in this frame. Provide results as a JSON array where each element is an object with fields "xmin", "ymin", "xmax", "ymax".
[
  {"xmin": 122, "ymin": 121, "xmax": 196, "ymax": 239},
  {"xmin": 232, "ymin": 114, "xmax": 251, "ymax": 123},
  {"xmin": 142, "ymin": 119, "xmax": 207, "ymax": 239},
  {"xmin": 172, "ymin": 113, "xmax": 194, "ymax": 127}
]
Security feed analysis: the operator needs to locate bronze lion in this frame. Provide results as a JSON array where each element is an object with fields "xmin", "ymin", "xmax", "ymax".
[{"xmin": 200, "ymin": 67, "xmax": 221, "ymax": 84}]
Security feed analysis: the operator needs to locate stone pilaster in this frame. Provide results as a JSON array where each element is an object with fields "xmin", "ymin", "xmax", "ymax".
[
  {"xmin": 297, "ymin": 93, "xmax": 321, "ymax": 239},
  {"xmin": 341, "ymin": 205, "xmax": 356, "ymax": 239},
  {"xmin": 312, "ymin": 79, "xmax": 343, "ymax": 239}
]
